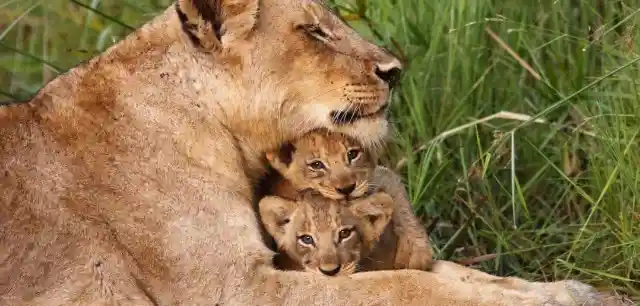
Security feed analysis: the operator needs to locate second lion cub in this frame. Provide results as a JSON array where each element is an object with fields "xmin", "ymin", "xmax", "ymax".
[
  {"xmin": 262, "ymin": 129, "xmax": 434, "ymax": 271},
  {"xmin": 259, "ymin": 190, "xmax": 397, "ymax": 275}
]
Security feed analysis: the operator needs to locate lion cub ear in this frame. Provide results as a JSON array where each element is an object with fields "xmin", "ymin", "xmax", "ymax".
[
  {"xmin": 265, "ymin": 143, "xmax": 297, "ymax": 174},
  {"xmin": 350, "ymin": 192, "xmax": 394, "ymax": 237},
  {"xmin": 176, "ymin": 0, "xmax": 258, "ymax": 50},
  {"xmin": 258, "ymin": 196, "xmax": 297, "ymax": 241}
]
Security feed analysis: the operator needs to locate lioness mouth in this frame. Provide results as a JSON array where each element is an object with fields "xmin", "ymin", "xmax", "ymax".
[{"xmin": 330, "ymin": 103, "xmax": 388, "ymax": 125}]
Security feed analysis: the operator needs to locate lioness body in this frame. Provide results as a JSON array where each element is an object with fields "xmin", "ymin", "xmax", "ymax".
[
  {"xmin": 0, "ymin": 0, "xmax": 619, "ymax": 305},
  {"xmin": 264, "ymin": 130, "xmax": 434, "ymax": 271}
]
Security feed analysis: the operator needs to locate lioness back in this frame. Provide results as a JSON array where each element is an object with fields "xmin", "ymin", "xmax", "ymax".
[{"xmin": 258, "ymin": 190, "xmax": 396, "ymax": 275}]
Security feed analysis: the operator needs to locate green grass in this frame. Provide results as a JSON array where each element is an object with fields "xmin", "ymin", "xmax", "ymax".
[{"xmin": 1, "ymin": 0, "xmax": 639, "ymax": 302}]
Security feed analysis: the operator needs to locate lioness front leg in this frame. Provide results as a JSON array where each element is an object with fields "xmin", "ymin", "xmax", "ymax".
[
  {"xmin": 372, "ymin": 166, "xmax": 434, "ymax": 271},
  {"xmin": 429, "ymin": 260, "xmax": 621, "ymax": 306},
  {"xmin": 244, "ymin": 262, "xmax": 612, "ymax": 306}
]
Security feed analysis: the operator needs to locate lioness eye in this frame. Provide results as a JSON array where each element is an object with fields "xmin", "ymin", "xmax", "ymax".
[
  {"xmin": 308, "ymin": 161, "xmax": 326, "ymax": 170},
  {"xmin": 303, "ymin": 24, "xmax": 329, "ymax": 39},
  {"xmin": 346, "ymin": 149, "xmax": 361, "ymax": 163},
  {"xmin": 298, "ymin": 235, "xmax": 315, "ymax": 245},
  {"xmin": 338, "ymin": 228, "xmax": 352, "ymax": 241}
]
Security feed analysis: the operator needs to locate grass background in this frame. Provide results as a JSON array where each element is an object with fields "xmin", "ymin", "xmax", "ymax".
[{"xmin": 1, "ymin": 0, "xmax": 638, "ymax": 302}]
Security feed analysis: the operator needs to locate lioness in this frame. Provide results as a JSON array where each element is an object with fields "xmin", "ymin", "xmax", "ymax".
[
  {"xmin": 259, "ymin": 190, "xmax": 397, "ymax": 275},
  {"xmin": 0, "ymin": 0, "xmax": 618, "ymax": 305},
  {"xmin": 263, "ymin": 129, "xmax": 434, "ymax": 271}
]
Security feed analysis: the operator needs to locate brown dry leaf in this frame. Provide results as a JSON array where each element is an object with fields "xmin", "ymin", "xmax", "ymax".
[
  {"xmin": 563, "ymin": 143, "xmax": 589, "ymax": 179},
  {"xmin": 467, "ymin": 164, "xmax": 484, "ymax": 182},
  {"xmin": 563, "ymin": 147, "xmax": 581, "ymax": 178},
  {"xmin": 563, "ymin": 149, "xmax": 577, "ymax": 177},
  {"xmin": 622, "ymin": 25, "xmax": 636, "ymax": 56},
  {"xmin": 455, "ymin": 253, "xmax": 498, "ymax": 266}
]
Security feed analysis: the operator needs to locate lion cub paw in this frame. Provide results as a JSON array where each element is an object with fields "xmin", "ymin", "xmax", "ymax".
[{"xmin": 393, "ymin": 236, "xmax": 434, "ymax": 271}]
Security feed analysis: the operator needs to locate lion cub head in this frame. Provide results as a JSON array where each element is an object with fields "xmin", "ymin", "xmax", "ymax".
[
  {"xmin": 258, "ymin": 190, "xmax": 394, "ymax": 276},
  {"xmin": 266, "ymin": 130, "xmax": 376, "ymax": 200}
]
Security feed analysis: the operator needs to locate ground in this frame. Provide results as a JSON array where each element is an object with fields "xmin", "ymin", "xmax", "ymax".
[{"xmin": 0, "ymin": 0, "xmax": 638, "ymax": 302}]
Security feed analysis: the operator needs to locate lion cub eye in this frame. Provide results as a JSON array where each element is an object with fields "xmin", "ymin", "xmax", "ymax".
[
  {"xmin": 308, "ymin": 160, "xmax": 326, "ymax": 170},
  {"xmin": 298, "ymin": 235, "xmax": 315, "ymax": 246},
  {"xmin": 338, "ymin": 228, "xmax": 353, "ymax": 242},
  {"xmin": 346, "ymin": 149, "xmax": 361, "ymax": 163}
]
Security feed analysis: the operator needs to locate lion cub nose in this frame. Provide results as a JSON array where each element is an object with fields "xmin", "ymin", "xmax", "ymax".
[
  {"xmin": 319, "ymin": 264, "xmax": 341, "ymax": 276},
  {"xmin": 336, "ymin": 184, "xmax": 356, "ymax": 196}
]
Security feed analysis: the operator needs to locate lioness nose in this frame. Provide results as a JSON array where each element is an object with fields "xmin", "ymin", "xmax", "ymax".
[
  {"xmin": 319, "ymin": 264, "xmax": 341, "ymax": 276},
  {"xmin": 336, "ymin": 184, "xmax": 356, "ymax": 196},
  {"xmin": 374, "ymin": 58, "xmax": 403, "ymax": 89}
]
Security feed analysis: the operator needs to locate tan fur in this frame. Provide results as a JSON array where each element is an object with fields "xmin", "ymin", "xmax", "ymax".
[
  {"xmin": 259, "ymin": 190, "xmax": 395, "ymax": 275},
  {"xmin": 265, "ymin": 130, "xmax": 435, "ymax": 271},
  {"xmin": 0, "ymin": 0, "xmax": 620, "ymax": 305}
]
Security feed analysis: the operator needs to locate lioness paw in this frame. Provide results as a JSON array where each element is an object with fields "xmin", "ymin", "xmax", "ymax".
[
  {"xmin": 553, "ymin": 280, "xmax": 629, "ymax": 306},
  {"xmin": 521, "ymin": 280, "xmax": 627, "ymax": 306}
]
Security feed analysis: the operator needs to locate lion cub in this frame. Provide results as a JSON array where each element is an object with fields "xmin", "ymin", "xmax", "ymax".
[
  {"xmin": 259, "ymin": 190, "xmax": 396, "ymax": 275},
  {"xmin": 262, "ymin": 130, "xmax": 434, "ymax": 271},
  {"xmin": 264, "ymin": 130, "xmax": 375, "ymax": 201}
]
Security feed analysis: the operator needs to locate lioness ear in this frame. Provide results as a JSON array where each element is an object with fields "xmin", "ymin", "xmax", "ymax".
[
  {"xmin": 258, "ymin": 196, "xmax": 297, "ymax": 240},
  {"xmin": 176, "ymin": 0, "xmax": 258, "ymax": 50},
  {"xmin": 350, "ymin": 192, "xmax": 394, "ymax": 236},
  {"xmin": 265, "ymin": 142, "xmax": 296, "ymax": 173},
  {"xmin": 301, "ymin": 0, "xmax": 323, "ymax": 25}
]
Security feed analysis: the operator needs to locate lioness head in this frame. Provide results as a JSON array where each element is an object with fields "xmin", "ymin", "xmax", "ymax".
[
  {"xmin": 258, "ymin": 190, "xmax": 393, "ymax": 276},
  {"xmin": 265, "ymin": 130, "xmax": 376, "ymax": 200},
  {"xmin": 176, "ymin": 0, "xmax": 402, "ymax": 149}
]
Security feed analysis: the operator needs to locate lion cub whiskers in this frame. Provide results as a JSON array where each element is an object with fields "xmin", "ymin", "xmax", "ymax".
[{"xmin": 258, "ymin": 190, "xmax": 394, "ymax": 276}]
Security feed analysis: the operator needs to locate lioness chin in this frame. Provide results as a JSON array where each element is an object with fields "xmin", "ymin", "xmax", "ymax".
[{"xmin": 0, "ymin": 0, "xmax": 620, "ymax": 305}]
